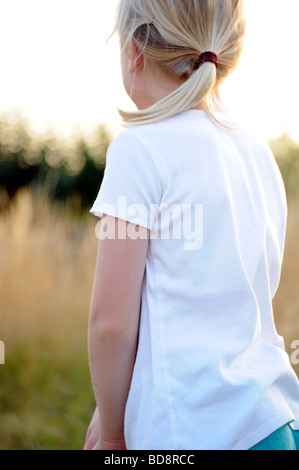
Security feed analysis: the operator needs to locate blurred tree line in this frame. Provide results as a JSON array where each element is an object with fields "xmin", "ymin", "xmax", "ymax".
[
  {"xmin": 0, "ymin": 119, "xmax": 110, "ymax": 215},
  {"xmin": 0, "ymin": 118, "xmax": 298, "ymax": 215}
]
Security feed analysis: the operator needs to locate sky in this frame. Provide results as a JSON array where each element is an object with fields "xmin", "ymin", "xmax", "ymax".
[{"xmin": 0, "ymin": 0, "xmax": 298, "ymax": 143}]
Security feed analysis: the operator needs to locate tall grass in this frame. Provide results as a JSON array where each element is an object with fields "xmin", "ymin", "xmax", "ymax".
[
  {"xmin": 273, "ymin": 199, "xmax": 299, "ymax": 373},
  {"xmin": 0, "ymin": 189, "xmax": 298, "ymax": 449},
  {"xmin": 0, "ymin": 190, "xmax": 98, "ymax": 450}
]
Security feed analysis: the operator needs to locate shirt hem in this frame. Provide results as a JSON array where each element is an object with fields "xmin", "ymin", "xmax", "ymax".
[{"xmin": 233, "ymin": 414, "xmax": 296, "ymax": 450}]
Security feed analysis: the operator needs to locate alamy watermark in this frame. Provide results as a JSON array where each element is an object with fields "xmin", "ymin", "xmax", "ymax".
[
  {"xmin": 95, "ymin": 197, "xmax": 204, "ymax": 251},
  {"xmin": 291, "ymin": 340, "xmax": 299, "ymax": 366},
  {"xmin": 0, "ymin": 340, "xmax": 5, "ymax": 365}
]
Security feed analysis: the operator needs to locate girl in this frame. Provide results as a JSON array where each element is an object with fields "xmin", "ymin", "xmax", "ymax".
[{"xmin": 85, "ymin": 0, "xmax": 299, "ymax": 451}]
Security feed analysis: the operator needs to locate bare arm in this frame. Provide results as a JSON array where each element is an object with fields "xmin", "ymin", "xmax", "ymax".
[{"xmin": 88, "ymin": 216, "xmax": 149, "ymax": 450}]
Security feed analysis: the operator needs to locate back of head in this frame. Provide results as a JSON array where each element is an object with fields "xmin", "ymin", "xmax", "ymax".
[{"xmin": 114, "ymin": 0, "xmax": 246, "ymax": 126}]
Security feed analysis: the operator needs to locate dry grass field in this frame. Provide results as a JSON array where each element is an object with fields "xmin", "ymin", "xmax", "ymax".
[
  {"xmin": 0, "ymin": 189, "xmax": 298, "ymax": 449},
  {"xmin": 0, "ymin": 190, "xmax": 98, "ymax": 449}
]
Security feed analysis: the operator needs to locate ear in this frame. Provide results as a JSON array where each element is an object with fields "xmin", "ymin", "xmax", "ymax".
[{"xmin": 128, "ymin": 40, "xmax": 145, "ymax": 74}]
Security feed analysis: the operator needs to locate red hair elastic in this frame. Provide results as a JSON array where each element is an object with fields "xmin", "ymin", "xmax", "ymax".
[{"xmin": 197, "ymin": 51, "xmax": 219, "ymax": 69}]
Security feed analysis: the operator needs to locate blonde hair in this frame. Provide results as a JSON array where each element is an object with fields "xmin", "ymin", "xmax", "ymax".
[{"xmin": 113, "ymin": 0, "xmax": 246, "ymax": 127}]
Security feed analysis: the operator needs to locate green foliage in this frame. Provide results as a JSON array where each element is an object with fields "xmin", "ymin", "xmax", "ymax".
[
  {"xmin": 0, "ymin": 342, "xmax": 94, "ymax": 450},
  {"xmin": 270, "ymin": 135, "xmax": 299, "ymax": 200}
]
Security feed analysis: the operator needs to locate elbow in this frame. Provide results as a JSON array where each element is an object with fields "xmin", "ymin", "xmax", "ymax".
[{"xmin": 89, "ymin": 306, "xmax": 132, "ymax": 340}]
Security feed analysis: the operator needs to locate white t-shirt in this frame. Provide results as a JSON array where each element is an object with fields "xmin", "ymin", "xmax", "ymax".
[{"xmin": 90, "ymin": 110, "xmax": 299, "ymax": 450}]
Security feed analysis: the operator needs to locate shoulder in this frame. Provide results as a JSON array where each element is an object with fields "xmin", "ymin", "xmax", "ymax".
[
  {"xmin": 107, "ymin": 123, "xmax": 170, "ymax": 186},
  {"xmin": 238, "ymin": 127, "xmax": 287, "ymax": 210},
  {"xmin": 240, "ymin": 127, "xmax": 273, "ymax": 155},
  {"xmin": 106, "ymin": 128, "xmax": 152, "ymax": 166},
  {"xmin": 108, "ymin": 123, "xmax": 164, "ymax": 159},
  {"xmin": 112, "ymin": 120, "xmax": 170, "ymax": 147},
  {"xmin": 105, "ymin": 126, "xmax": 165, "ymax": 189},
  {"xmin": 240, "ymin": 128, "xmax": 283, "ymax": 181}
]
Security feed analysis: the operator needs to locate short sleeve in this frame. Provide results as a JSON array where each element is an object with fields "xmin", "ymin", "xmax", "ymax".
[{"xmin": 90, "ymin": 132, "xmax": 163, "ymax": 230}]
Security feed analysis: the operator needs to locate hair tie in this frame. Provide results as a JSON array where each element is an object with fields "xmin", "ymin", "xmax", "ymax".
[
  {"xmin": 197, "ymin": 51, "xmax": 219, "ymax": 69},
  {"xmin": 149, "ymin": 15, "xmax": 155, "ymax": 25}
]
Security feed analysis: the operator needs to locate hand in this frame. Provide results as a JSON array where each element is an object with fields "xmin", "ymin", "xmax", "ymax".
[
  {"xmin": 93, "ymin": 438, "xmax": 127, "ymax": 451},
  {"xmin": 84, "ymin": 407, "xmax": 127, "ymax": 451},
  {"xmin": 84, "ymin": 407, "xmax": 100, "ymax": 450}
]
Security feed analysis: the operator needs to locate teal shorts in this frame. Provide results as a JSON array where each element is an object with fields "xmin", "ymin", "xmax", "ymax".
[{"xmin": 249, "ymin": 424, "xmax": 299, "ymax": 451}]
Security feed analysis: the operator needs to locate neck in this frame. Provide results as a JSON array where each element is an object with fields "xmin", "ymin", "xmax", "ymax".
[{"xmin": 132, "ymin": 63, "xmax": 223, "ymax": 113}]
